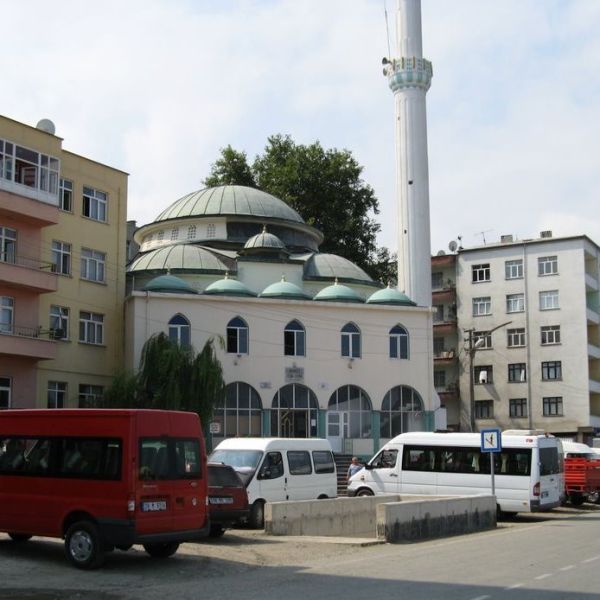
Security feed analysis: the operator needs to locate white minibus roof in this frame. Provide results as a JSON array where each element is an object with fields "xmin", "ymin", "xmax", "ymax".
[
  {"xmin": 214, "ymin": 437, "xmax": 333, "ymax": 452},
  {"xmin": 386, "ymin": 431, "xmax": 556, "ymax": 448}
]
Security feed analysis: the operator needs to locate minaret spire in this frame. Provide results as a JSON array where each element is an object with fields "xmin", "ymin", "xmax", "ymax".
[{"xmin": 384, "ymin": 0, "xmax": 432, "ymax": 307}]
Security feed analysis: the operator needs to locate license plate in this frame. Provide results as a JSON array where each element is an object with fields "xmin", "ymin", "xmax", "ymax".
[
  {"xmin": 541, "ymin": 491, "xmax": 549, "ymax": 498},
  {"xmin": 209, "ymin": 497, "xmax": 233, "ymax": 505},
  {"xmin": 142, "ymin": 500, "xmax": 167, "ymax": 512}
]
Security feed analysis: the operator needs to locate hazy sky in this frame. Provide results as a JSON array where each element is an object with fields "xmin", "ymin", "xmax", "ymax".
[{"xmin": 4, "ymin": 0, "xmax": 599, "ymax": 254}]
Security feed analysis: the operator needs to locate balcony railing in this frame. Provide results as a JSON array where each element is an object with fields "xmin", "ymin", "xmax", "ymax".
[{"xmin": 0, "ymin": 252, "xmax": 54, "ymax": 271}]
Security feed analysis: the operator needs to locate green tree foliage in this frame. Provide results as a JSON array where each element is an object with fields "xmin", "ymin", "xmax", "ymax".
[
  {"xmin": 102, "ymin": 334, "xmax": 225, "ymax": 431},
  {"xmin": 204, "ymin": 135, "xmax": 397, "ymax": 282}
]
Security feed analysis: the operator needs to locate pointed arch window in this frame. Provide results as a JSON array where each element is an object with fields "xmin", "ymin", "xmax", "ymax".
[
  {"xmin": 341, "ymin": 322, "xmax": 361, "ymax": 358},
  {"xmin": 168, "ymin": 314, "xmax": 190, "ymax": 346},
  {"xmin": 227, "ymin": 316, "xmax": 248, "ymax": 354},
  {"xmin": 380, "ymin": 386, "xmax": 424, "ymax": 438},
  {"xmin": 284, "ymin": 320, "xmax": 305, "ymax": 357},
  {"xmin": 389, "ymin": 324, "xmax": 409, "ymax": 359}
]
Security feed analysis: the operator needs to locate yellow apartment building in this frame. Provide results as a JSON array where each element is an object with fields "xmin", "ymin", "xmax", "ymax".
[{"xmin": 0, "ymin": 114, "xmax": 128, "ymax": 409}]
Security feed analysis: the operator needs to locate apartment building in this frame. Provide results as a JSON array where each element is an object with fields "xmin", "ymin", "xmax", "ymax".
[
  {"xmin": 447, "ymin": 232, "xmax": 600, "ymax": 442},
  {"xmin": 0, "ymin": 114, "xmax": 128, "ymax": 409}
]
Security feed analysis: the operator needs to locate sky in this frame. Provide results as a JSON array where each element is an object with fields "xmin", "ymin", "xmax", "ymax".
[{"xmin": 4, "ymin": 0, "xmax": 600, "ymax": 254}]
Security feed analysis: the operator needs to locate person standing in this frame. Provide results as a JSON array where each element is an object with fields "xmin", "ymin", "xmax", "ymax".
[{"xmin": 347, "ymin": 456, "xmax": 362, "ymax": 481}]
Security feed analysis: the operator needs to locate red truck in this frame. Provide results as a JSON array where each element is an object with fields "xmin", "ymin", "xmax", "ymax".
[{"xmin": 562, "ymin": 441, "xmax": 600, "ymax": 506}]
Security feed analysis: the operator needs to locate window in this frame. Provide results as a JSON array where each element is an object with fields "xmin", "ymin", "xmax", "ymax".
[
  {"xmin": 538, "ymin": 256, "xmax": 558, "ymax": 276},
  {"xmin": 51, "ymin": 240, "xmax": 71, "ymax": 275},
  {"xmin": 371, "ymin": 448, "xmax": 398, "ymax": 469},
  {"xmin": 473, "ymin": 330, "xmax": 492, "ymax": 349},
  {"xmin": 80, "ymin": 248, "xmax": 106, "ymax": 283},
  {"xmin": 57, "ymin": 437, "xmax": 122, "ymax": 480},
  {"xmin": 207, "ymin": 224, "xmax": 216, "ymax": 238},
  {"xmin": 227, "ymin": 316, "xmax": 248, "ymax": 354},
  {"xmin": 171, "ymin": 228, "xmax": 179, "ymax": 240},
  {"xmin": 284, "ymin": 320, "xmax": 305, "ymax": 357},
  {"xmin": 287, "ymin": 451, "xmax": 312, "ymax": 475},
  {"xmin": 157, "ymin": 230, "xmax": 164, "ymax": 241},
  {"xmin": 47, "ymin": 381, "xmax": 67, "ymax": 409},
  {"xmin": 139, "ymin": 438, "xmax": 200, "ymax": 481},
  {"xmin": 168, "ymin": 314, "xmax": 191, "ymax": 346},
  {"xmin": 510, "ymin": 398, "xmax": 528, "ymax": 418},
  {"xmin": 507, "ymin": 328, "xmax": 526, "ymax": 347},
  {"xmin": 431, "ymin": 271, "xmax": 443, "ymax": 289},
  {"xmin": 474, "ymin": 365, "xmax": 493, "ymax": 384},
  {"xmin": 214, "ymin": 382, "xmax": 262, "ymax": 437},
  {"xmin": 434, "ymin": 370, "xmax": 446, "ymax": 389},
  {"xmin": 474, "ymin": 400, "xmax": 493, "ymax": 419},
  {"xmin": 187, "ymin": 225, "xmax": 196, "ymax": 240},
  {"xmin": 433, "ymin": 304, "xmax": 444, "ymax": 322},
  {"xmin": 540, "ymin": 290, "xmax": 559, "ymax": 310},
  {"xmin": 328, "ymin": 385, "xmax": 372, "ymax": 439},
  {"xmin": 472, "ymin": 296, "xmax": 491, "ymax": 316},
  {"xmin": 271, "ymin": 384, "xmax": 319, "ymax": 437},
  {"xmin": 313, "ymin": 450, "xmax": 335, "ymax": 474},
  {"xmin": 82, "ymin": 186, "xmax": 107, "ymax": 222},
  {"xmin": 506, "ymin": 293, "xmax": 525, "ymax": 313},
  {"xmin": 259, "ymin": 452, "xmax": 284, "ymax": 480},
  {"xmin": 541, "ymin": 325, "xmax": 560, "ymax": 345},
  {"xmin": 433, "ymin": 336, "xmax": 445, "ymax": 356},
  {"xmin": 59, "ymin": 178, "xmax": 73, "ymax": 212},
  {"xmin": 0, "ymin": 377, "xmax": 10, "ymax": 409},
  {"xmin": 389, "ymin": 324, "xmax": 409, "ymax": 359},
  {"xmin": 79, "ymin": 311, "xmax": 104, "ymax": 345},
  {"xmin": 0, "ymin": 226, "xmax": 16, "ymax": 263},
  {"xmin": 380, "ymin": 385, "xmax": 424, "ymax": 438},
  {"xmin": 505, "ymin": 259, "xmax": 523, "ymax": 279},
  {"xmin": 543, "ymin": 396, "xmax": 563, "ymax": 416},
  {"xmin": 0, "ymin": 296, "xmax": 14, "ymax": 333},
  {"xmin": 542, "ymin": 361, "xmax": 562, "ymax": 381},
  {"xmin": 0, "ymin": 138, "xmax": 59, "ymax": 195},
  {"xmin": 49, "ymin": 305, "xmax": 69, "ymax": 340},
  {"xmin": 472, "ymin": 264, "xmax": 491, "ymax": 283},
  {"xmin": 508, "ymin": 363, "xmax": 527, "ymax": 383},
  {"xmin": 79, "ymin": 384, "xmax": 104, "ymax": 408},
  {"xmin": 341, "ymin": 323, "xmax": 361, "ymax": 358}
]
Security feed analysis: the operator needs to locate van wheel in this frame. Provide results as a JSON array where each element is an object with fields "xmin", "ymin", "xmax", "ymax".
[
  {"xmin": 356, "ymin": 488, "xmax": 374, "ymax": 497},
  {"xmin": 249, "ymin": 500, "xmax": 265, "ymax": 529},
  {"xmin": 8, "ymin": 533, "xmax": 32, "ymax": 542},
  {"xmin": 569, "ymin": 493, "xmax": 585, "ymax": 507},
  {"xmin": 143, "ymin": 542, "xmax": 179, "ymax": 558},
  {"xmin": 209, "ymin": 524, "xmax": 226, "ymax": 537},
  {"xmin": 317, "ymin": 495, "xmax": 328, "ymax": 499},
  {"xmin": 65, "ymin": 520, "xmax": 105, "ymax": 569}
]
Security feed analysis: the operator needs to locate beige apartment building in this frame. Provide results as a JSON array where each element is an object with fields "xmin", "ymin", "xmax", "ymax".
[{"xmin": 0, "ymin": 114, "xmax": 128, "ymax": 409}]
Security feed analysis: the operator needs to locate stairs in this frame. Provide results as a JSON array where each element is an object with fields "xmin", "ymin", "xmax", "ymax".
[{"xmin": 334, "ymin": 454, "xmax": 354, "ymax": 496}]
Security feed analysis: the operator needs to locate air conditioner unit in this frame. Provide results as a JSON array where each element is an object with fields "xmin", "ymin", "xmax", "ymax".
[
  {"xmin": 479, "ymin": 371, "xmax": 488, "ymax": 384},
  {"xmin": 540, "ymin": 230, "xmax": 553, "ymax": 239},
  {"xmin": 500, "ymin": 234, "xmax": 514, "ymax": 243}
]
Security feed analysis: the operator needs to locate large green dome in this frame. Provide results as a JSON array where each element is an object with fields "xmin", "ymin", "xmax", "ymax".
[
  {"xmin": 128, "ymin": 244, "xmax": 232, "ymax": 273},
  {"xmin": 304, "ymin": 253, "xmax": 376, "ymax": 286}
]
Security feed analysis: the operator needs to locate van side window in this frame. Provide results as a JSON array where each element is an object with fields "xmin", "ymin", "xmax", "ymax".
[
  {"xmin": 371, "ymin": 449, "xmax": 398, "ymax": 469},
  {"xmin": 312, "ymin": 450, "xmax": 335, "ymax": 474},
  {"xmin": 287, "ymin": 451, "xmax": 312, "ymax": 475},
  {"xmin": 0, "ymin": 437, "xmax": 27, "ymax": 473},
  {"xmin": 58, "ymin": 438, "xmax": 122, "ymax": 480},
  {"xmin": 404, "ymin": 448, "xmax": 435, "ymax": 471},
  {"xmin": 174, "ymin": 439, "xmax": 201, "ymax": 478},
  {"xmin": 259, "ymin": 452, "xmax": 284, "ymax": 480}
]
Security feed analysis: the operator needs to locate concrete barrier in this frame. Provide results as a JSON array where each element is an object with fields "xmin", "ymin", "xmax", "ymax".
[{"xmin": 264, "ymin": 494, "xmax": 496, "ymax": 541}]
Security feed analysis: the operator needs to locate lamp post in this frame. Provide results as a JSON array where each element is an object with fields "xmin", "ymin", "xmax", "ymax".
[{"xmin": 465, "ymin": 320, "xmax": 512, "ymax": 432}]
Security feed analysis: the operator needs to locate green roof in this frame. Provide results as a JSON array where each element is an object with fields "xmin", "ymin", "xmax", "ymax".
[
  {"xmin": 313, "ymin": 281, "xmax": 364, "ymax": 303},
  {"xmin": 154, "ymin": 185, "xmax": 305, "ymax": 224},
  {"xmin": 128, "ymin": 244, "xmax": 231, "ymax": 273},
  {"xmin": 143, "ymin": 274, "xmax": 198, "ymax": 294},
  {"xmin": 367, "ymin": 286, "xmax": 416, "ymax": 306},
  {"xmin": 260, "ymin": 278, "xmax": 309, "ymax": 300},
  {"xmin": 204, "ymin": 275, "xmax": 256, "ymax": 297},
  {"xmin": 244, "ymin": 228, "xmax": 286, "ymax": 251},
  {"xmin": 304, "ymin": 253, "xmax": 375, "ymax": 285}
]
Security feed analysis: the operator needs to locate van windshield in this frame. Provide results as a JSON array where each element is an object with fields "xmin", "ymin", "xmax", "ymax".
[{"xmin": 209, "ymin": 449, "xmax": 263, "ymax": 474}]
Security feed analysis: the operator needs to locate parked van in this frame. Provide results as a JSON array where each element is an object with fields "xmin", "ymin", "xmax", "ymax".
[
  {"xmin": 347, "ymin": 430, "xmax": 563, "ymax": 514},
  {"xmin": 209, "ymin": 438, "xmax": 337, "ymax": 527},
  {"xmin": 0, "ymin": 409, "xmax": 209, "ymax": 568}
]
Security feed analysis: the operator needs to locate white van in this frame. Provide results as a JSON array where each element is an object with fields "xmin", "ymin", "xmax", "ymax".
[
  {"xmin": 209, "ymin": 438, "xmax": 337, "ymax": 527},
  {"xmin": 347, "ymin": 431, "xmax": 563, "ymax": 515}
]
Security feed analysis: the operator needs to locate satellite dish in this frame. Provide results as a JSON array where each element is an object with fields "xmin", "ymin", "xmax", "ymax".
[
  {"xmin": 448, "ymin": 240, "xmax": 458, "ymax": 252},
  {"xmin": 436, "ymin": 250, "xmax": 446, "ymax": 256},
  {"xmin": 36, "ymin": 119, "xmax": 56, "ymax": 135}
]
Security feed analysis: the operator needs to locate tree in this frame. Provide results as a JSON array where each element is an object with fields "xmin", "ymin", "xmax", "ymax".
[
  {"xmin": 102, "ymin": 334, "xmax": 225, "ymax": 432},
  {"xmin": 204, "ymin": 135, "xmax": 397, "ymax": 283}
]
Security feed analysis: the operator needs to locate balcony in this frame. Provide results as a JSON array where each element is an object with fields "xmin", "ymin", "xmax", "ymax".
[
  {"xmin": 434, "ymin": 349, "xmax": 456, "ymax": 362},
  {"xmin": 432, "ymin": 287, "xmax": 456, "ymax": 304},
  {"xmin": 0, "ymin": 255, "xmax": 57, "ymax": 293},
  {"xmin": 0, "ymin": 188, "xmax": 59, "ymax": 226},
  {"xmin": 0, "ymin": 325, "xmax": 57, "ymax": 360}
]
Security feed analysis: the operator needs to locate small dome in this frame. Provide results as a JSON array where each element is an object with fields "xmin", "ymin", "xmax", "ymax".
[
  {"xmin": 260, "ymin": 276, "xmax": 308, "ymax": 300},
  {"xmin": 304, "ymin": 253, "xmax": 375, "ymax": 285},
  {"xmin": 367, "ymin": 285, "xmax": 416, "ymax": 306},
  {"xmin": 243, "ymin": 226, "xmax": 287, "ymax": 252},
  {"xmin": 128, "ymin": 244, "xmax": 232, "ymax": 273},
  {"xmin": 204, "ymin": 273, "xmax": 256, "ymax": 297},
  {"xmin": 313, "ymin": 279, "xmax": 364, "ymax": 303},
  {"xmin": 143, "ymin": 274, "xmax": 198, "ymax": 294}
]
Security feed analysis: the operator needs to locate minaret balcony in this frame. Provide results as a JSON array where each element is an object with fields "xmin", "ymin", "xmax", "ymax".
[{"xmin": 384, "ymin": 56, "xmax": 433, "ymax": 92}]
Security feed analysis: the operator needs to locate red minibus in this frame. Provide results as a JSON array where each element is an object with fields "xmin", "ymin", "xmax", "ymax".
[{"xmin": 0, "ymin": 409, "xmax": 209, "ymax": 569}]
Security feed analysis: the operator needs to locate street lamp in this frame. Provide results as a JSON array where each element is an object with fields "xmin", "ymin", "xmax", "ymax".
[{"xmin": 465, "ymin": 320, "xmax": 512, "ymax": 432}]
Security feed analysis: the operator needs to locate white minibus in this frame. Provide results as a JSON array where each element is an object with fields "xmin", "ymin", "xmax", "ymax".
[
  {"xmin": 209, "ymin": 438, "xmax": 337, "ymax": 527},
  {"xmin": 347, "ymin": 431, "xmax": 563, "ymax": 515}
]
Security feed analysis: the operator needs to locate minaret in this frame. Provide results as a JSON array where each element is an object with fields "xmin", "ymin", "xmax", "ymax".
[{"xmin": 384, "ymin": 0, "xmax": 433, "ymax": 307}]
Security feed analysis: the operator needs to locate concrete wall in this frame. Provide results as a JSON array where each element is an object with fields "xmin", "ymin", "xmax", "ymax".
[{"xmin": 264, "ymin": 494, "xmax": 496, "ymax": 542}]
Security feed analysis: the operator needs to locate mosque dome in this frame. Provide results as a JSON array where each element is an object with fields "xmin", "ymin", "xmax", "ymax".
[
  {"xmin": 366, "ymin": 285, "xmax": 416, "ymax": 306},
  {"xmin": 259, "ymin": 276, "xmax": 309, "ymax": 300},
  {"xmin": 128, "ymin": 244, "xmax": 232, "ymax": 274},
  {"xmin": 143, "ymin": 274, "xmax": 198, "ymax": 294},
  {"xmin": 313, "ymin": 280, "xmax": 364, "ymax": 303},
  {"xmin": 304, "ymin": 253, "xmax": 375, "ymax": 286},
  {"xmin": 243, "ymin": 227, "xmax": 286, "ymax": 251},
  {"xmin": 203, "ymin": 273, "xmax": 256, "ymax": 297}
]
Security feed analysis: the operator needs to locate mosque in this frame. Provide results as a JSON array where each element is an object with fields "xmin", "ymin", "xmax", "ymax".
[{"xmin": 125, "ymin": 184, "xmax": 441, "ymax": 454}]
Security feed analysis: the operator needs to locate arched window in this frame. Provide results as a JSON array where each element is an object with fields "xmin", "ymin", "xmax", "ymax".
[
  {"xmin": 328, "ymin": 385, "xmax": 372, "ymax": 438},
  {"xmin": 168, "ymin": 314, "xmax": 190, "ymax": 346},
  {"xmin": 341, "ymin": 322, "xmax": 361, "ymax": 358},
  {"xmin": 389, "ymin": 324, "xmax": 409, "ymax": 359},
  {"xmin": 271, "ymin": 384, "xmax": 319, "ymax": 437},
  {"xmin": 380, "ymin": 385, "xmax": 424, "ymax": 438},
  {"xmin": 227, "ymin": 316, "xmax": 248, "ymax": 354},
  {"xmin": 214, "ymin": 382, "xmax": 262, "ymax": 437},
  {"xmin": 284, "ymin": 320, "xmax": 305, "ymax": 357}
]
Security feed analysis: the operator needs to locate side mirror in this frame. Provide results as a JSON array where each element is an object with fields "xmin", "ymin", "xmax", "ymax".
[{"xmin": 364, "ymin": 463, "xmax": 373, "ymax": 470}]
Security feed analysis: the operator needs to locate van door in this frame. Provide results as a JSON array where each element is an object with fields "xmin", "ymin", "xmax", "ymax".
[
  {"xmin": 537, "ymin": 440, "xmax": 562, "ymax": 508},
  {"xmin": 255, "ymin": 451, "xmax": 287, "ymax": 502},
  {"xmin": 285, "ymin": 450, "xmax": 314, "ymax": 500},
  {"xmin": 366, "ymin": 447, "xmax": 400, "ymax": 494}
]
